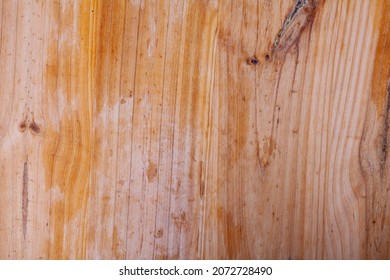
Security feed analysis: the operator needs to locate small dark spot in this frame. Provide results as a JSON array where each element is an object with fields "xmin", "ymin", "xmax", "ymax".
[
  {"xmin": 265, "ymin": 54, "xmax": 270, "ymax": 60},
  {"xmin": 29, "ymin": 121, "xmax": 40, "ymax": 134},
  {"xmin": 155, "ymin": 229, "xmax": 164, "ymax": 238},
  {"xmin": 372, "ymin": 220, "xmax": 376, "ymax": 224},
  {"xmin": 247, "ymin": 56, "xmax": 259, "ymax": 65},
  {"xmin": 18, "ymin": 121, "xmax": 27, "ymax": 132}
]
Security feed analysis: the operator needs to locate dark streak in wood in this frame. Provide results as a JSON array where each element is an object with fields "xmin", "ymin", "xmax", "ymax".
[
  {"xmin": 22, "ymin": 158, "xmax": 29, "ymax": 239},
  {"xmin": 199, "ymin": 163, "xmax": 204, "ymax": 197},
  {"xmin": 380, "ymin": 81, "xmax": 390, "ymax": 176}
]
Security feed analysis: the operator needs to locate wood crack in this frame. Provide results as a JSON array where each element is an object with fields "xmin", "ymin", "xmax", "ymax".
[
  {"xmin": 380, "ymin": 80, "xmax": 390, "ymax": 176},
  {"xmin": 271, "ymin": 0, "xmax": 320, "ymax": 58},
  {"xmin": 22, "ymin": 157, "xmax": 29, "ymax": 239}
]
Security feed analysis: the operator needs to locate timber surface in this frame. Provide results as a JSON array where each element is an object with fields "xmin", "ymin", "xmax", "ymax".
[{"xmin": 0, "ymin": 0, "xmax": 389, "ymax": 259}]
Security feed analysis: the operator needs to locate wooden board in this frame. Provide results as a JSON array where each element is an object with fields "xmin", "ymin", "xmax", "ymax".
[{"xmin": 0, "ymin": 0, "xmax": 389, "ymax": 259}]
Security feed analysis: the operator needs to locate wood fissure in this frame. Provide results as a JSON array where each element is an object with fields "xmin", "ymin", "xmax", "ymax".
[
  {"xmin": 271, "ymin": 0, "xmax": 321, "ymax": 59},
  {"xmin": 380, "ymin": 81, "xmax": 390, "ymax": 176},
  {"xmin": 22, "ymin": 157, "xmax": 28, "ymax": 239}
]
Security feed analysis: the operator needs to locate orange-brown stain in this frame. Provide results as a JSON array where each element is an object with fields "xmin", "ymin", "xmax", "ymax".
[
  {"xmin": 223, "ymin": 211, "xmax": 245, "ymax": 259},
  {"xmin": 217, "ymin": 207, "xmax": 247, "ymax": 259},
  {"xmin": 93, "ymin": 0, "xmax": 121, "ymax": 114},
  {"xmin": 259, "ymin": 137, "xmax": 277, "ymax": 167},
  {"xmin": 179, "ymin": 0, "xmax": 217, "ymax": 136},
  {"xmin": 371, "ymin": 0, "xmax": 390, "ymax": 116},
  {"xmin": 172, "ymin": 211, "xmax": 188, "ymax": 230},
  {"xmin": 154, "ymin": 253, "xmax": 168, "ymax": 260},
  {"xmin": 217, "ymin": 206, "xmax": 223, "ymax": 220},
  {"xmin": 146, "ymin": 161, "xmax": 158, "ymax": 182},
  {"xmin": 43, "ymin": 0, "xmax": 94, "ymax": 259},
  {"xmin": 112, "ymin": 226, "xmax": 122, "ymax": 259},
  {"xmin": 155, "ymin": 228, "xmax": 164, "ymax": 239}
]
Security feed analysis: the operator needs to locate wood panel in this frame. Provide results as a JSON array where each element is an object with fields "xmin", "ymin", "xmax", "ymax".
[{"xmin": 0, "ymin": 0, "xmax": 389, "ymax": 259}]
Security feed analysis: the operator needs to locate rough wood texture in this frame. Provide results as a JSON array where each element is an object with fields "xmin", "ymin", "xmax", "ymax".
[{"xmin": 0, "ymin": 0, "xmax": 389, "ymax": 259}]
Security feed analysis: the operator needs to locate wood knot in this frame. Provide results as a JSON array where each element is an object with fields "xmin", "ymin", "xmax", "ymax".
[
  {"xmin": 29, "ymin": 121, "xmax": 41, "ymax": 134},
  {"xmin": 247, "ymin": 56, "xmax": 259, "ymax": 66},
  {"xmin": 18, "ymin": 120, "xmax": 27, "ymax": 132}
]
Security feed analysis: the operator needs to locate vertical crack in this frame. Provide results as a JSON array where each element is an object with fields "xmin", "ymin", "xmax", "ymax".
[
  {"xmin": 22, "ymin": 157, "xmax": 29, "ymax": 239},
  {"xmin": 380, "ymin": 80, "xmax": 390, "ymax": 176}
]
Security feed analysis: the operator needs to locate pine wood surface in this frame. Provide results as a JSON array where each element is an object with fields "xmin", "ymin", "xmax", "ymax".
[{"xmin": 0, "ymin": 0, "xmax": 389, "ymax": 259}]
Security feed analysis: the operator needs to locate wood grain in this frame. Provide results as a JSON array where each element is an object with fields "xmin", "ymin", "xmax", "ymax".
[{"xmin": 0, "ymin": 0, "xmax": 389, "ymax": 259}]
